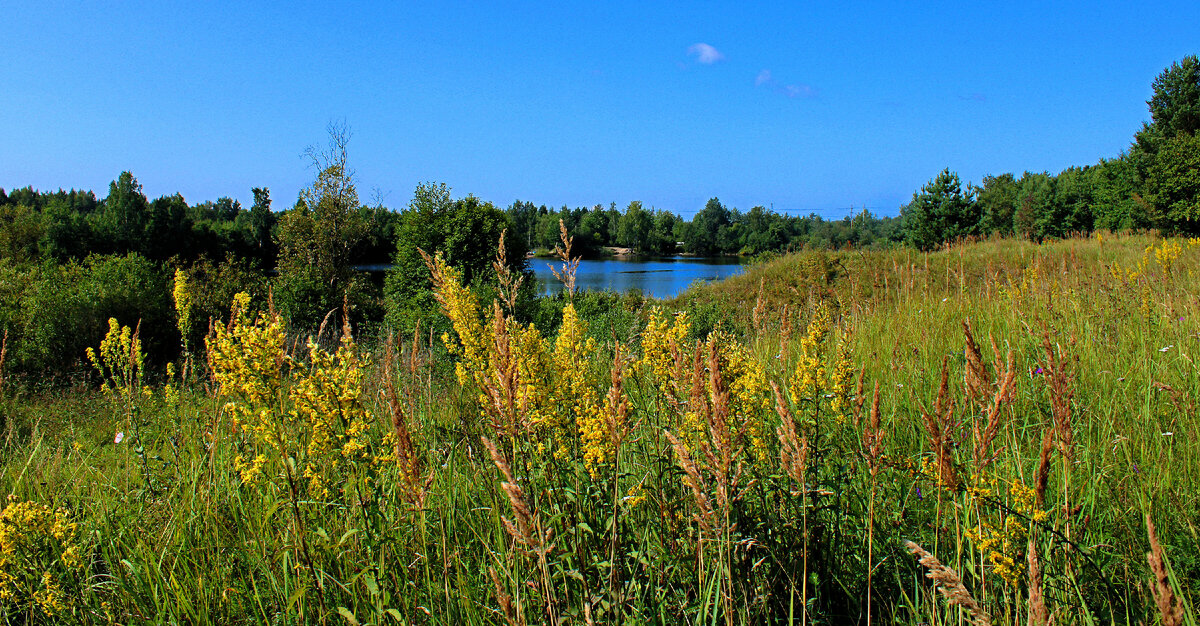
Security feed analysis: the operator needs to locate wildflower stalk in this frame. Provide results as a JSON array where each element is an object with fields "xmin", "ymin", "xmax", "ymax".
[
  {"xmin": 493, "ymin": 229, "xmax": 524, "ymax": 315},
  {"xmin": 920, "ymin": 357, "xmax": 959, "ymax": 491},
  {"xmin": 773, "ymin": 381, "xmax": 809, "ymax": 626},
  {"xmin": 863, "ymin": 382, "xmax": 883, "ymax": 626},
  {"xmin": 604, "ymin": 344, "xmax": 631, "ymax": 616},
  {"xmin": 551, "ymin": 219, "xmax": 579, "ymax": 299},
  {"xmin": 1146, "ymin": 515, "xmax": 1184, "ymax": 626},
  {"xmin": 1027, "ymin": 534, "xmax": 1048, "ymax": 626},
  {"xmin": 482, "ymin": 436, "xmax": 558, "ymax": 626},
  {"xmin": 381, "ymin": 332, "xmax": 429, "ymax": 508},
  {"xmin": 0, "ymin": 328, "xmax": 7, "ymax": 398},
  {"xmin": 904, "ymin": 540, "xmax": 992, "ymax": 626},
  {"xmin": 1039, "ymin": 333, "xmax": 1075, "ymax": 473}
]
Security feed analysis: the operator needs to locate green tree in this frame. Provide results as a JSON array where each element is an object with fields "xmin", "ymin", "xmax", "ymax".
[
  {"xmin": 973, "ymin": 173, "xmax": 1018, "ymax": 236},
  {"xmin": 901, "ymin": 169, "xmax": 979, "ymax": 251},
  {"xmin": 616, "ymin": 201, "xmax": 652, "ymax": 252},
  {"xmin": 684, "ymin": 197, "xmax": 731, "ymax": 255},
  {"xmin": 1091, "ymin": 156, "xmax": 1146, "ymax": 231},
  {"xmin": 0, "ymin": 204, "xmax": 44, "ymax": 261},
  {"xmin": 143, "ymin": 194, "xmax": 189, "ymax": 260},
  {"xmin": 1012, "ymin": 172, "xmax": 1055, "ymax": 240},
  {"xmin": 1143, "ymin": 55, "xmax": 1200, "ymax": 143},
  {"xmin": 1141, "ymin": 132, "xmax": 1200, "ymax": 233},
  {"xmin": 247, "ymin": 187, "xmax": 277, "ymax": 264},
  {"xmin": 94, "ymin": 171, "xmax": 150, "ymax": 254},
  {"xmin": 649, "ymin": 210, "xmax": 680, "ymax": 255},
  {"xmin": 38, "ymin": 195, "xmax": 94, "ymax": 260},
  {"xmin": 275, "ymin": 124, "xmax": 369, "ymax": 330},
  {"xmin": 577, "ymin": 205, "xmax": 610, "ymax": 254},
  {"xmin": 384, "ymin": 183, "xmax": 527, "ymax": 332},
  {"xmin": 1132, "ymin": 55, "xmax": 1200, "ymax": 232}
]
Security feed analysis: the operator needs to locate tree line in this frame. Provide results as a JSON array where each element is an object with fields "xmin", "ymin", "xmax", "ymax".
[
  {"xmin": 902, "ymin": 55, "xmax": 1200, "ymax": 250},
  {"xmin": 0, "ymin": 177, "xmax": 904, "ymax": 268},
  {"xmin": 0, "ymin": 56, "xmax": 1196, "ymax": 375}
]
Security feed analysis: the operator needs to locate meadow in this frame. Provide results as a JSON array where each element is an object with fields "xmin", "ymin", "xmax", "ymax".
[{"xmin": 1, "ymin": 233, "xmax": 1197, "ymax": 625}]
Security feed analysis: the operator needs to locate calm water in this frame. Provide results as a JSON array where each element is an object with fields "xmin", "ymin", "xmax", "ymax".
[{"xmin": 531, "ymin": 256, "xmax": 745, "ymax": 299}]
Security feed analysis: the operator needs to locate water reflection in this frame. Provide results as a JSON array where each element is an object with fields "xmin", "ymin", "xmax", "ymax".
[{"xmin": 531, "ymin": 256, "xmax": 745, "ymax": 299}]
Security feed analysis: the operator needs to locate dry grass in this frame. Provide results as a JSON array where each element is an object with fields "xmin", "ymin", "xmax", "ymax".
[
  {"xmin": 904, "ymin": 540, "xmax": 992, "ymax": 626},
  {"xmin": 1146, "ymin": 514, "xmax": 1184, "ymax": 626}
]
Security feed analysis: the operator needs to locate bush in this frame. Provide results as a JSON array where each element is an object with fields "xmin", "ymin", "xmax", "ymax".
[{"xmin": 0, "ymin": 254, "xmax": 172, "ymax": 376}]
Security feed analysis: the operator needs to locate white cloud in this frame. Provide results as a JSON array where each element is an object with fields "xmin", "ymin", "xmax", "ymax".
[
  {"xmin": 782, "ymin": 84, "xmax": 816, "ymax": 99},
  {"xmin": 687, "ymin": 43, "xmax": 725, "ymax": 64},
  {"xmin": 755, "ymin": 69, "xmax": 817, "ymax": 99}
]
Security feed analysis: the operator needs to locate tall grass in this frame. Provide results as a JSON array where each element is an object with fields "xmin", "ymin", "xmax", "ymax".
[{"xmin": 0, "ymin": 233, "xmax": 1197, "ymax": 624}]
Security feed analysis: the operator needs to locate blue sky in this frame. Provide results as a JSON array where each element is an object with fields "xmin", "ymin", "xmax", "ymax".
[{"xmin": 2, "ymin": 1, "xmax": 1197, "ymax": 218}]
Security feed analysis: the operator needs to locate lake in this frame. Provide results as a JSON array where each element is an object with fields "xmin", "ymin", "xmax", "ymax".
[{"xmin": 530, "ymin": 256, "xmax": 746, "ymax": 299}]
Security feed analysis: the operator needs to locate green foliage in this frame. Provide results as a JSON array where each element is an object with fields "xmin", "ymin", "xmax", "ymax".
[
  {"xmin": 1140, "ymin": 131, "xmax": 1200, "ymax": 233},
  {"xmin": 902, "ymin": 169, "xmax": 980, "ymax": 250},
  {"xmin": 1130, "ymin": 55, "xmax": 1200, "ymax": 234},
  {"xmin": 94, "ymin": 171, "xmax": 151, "ymax": 254},
  {"xmin": 683, "ymin": 197, "xmax": 732, "ymax": 255},
  {"xmin": 616, "ymin": 200, "xmax": 652, "ymax": 252},
  {"xmin": 0, "ymin": 203, "xmax": 45, "ymax": 261},
  {"xmin": 173, "ymin": 255, "xmax": 269, "ymax": 351},
  {"xmin": 1092, "ymin": 155, "xmax": 1148, "ymax": 231},
  {"xmin": 0, "ymin": 254, "xmax": 172, "ymax": 375},
  {"xmin": 6, "ymin": 235, "xmax": 1198, "ymax": 623},
  {"xmin": 973, "ymin": 173, "xmax": 1018, "ymax": 236},
  {"xmin": 531, "ymin": 290, "xmax": 648, "ymax": 344},
  {"xmin": 384, "ymin": 182, "xmax": 527, "ymax": 333},
  {"xmin": 275, "ymin": 125, "xmax": 370, "ymax": 331},
  {"xmin": 1146, "ymin": 54, "xmax": 1200, "ymax": 142}
]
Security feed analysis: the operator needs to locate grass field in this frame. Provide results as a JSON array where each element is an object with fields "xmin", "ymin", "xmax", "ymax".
[{"xmin": 1, "ymin": 233, "xmax": 1197, "ymax": 625}]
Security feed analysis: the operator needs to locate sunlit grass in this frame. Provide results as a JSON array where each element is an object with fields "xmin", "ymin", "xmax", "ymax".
[{"xmin": 1, "ymin": 233, "xmax": 1197, "ymax": 624}]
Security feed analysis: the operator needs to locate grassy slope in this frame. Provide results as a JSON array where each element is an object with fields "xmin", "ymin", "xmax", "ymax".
[{"xmin": 1, "ymin": 233, "xmax": 1197, "ymax": 624}]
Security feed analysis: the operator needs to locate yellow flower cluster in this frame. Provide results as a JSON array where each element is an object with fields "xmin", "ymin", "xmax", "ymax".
[
  {"xmin": 86, "ymin": 317, "xmax": 145, "ymax": 413},
  {"xmin": 207, "ymin": 293, "xmax": 288, "ymax": 460},
  {"xmin": 173, "ymin": 268, "xmax": 195, "ymax": 352},
  {"xmin": 965, "ymin": 516, "xmax": 1022, "ymax": 586},
  {"xmin": 163, "ymin": 362, "xmax": 181, "ymax": 409},
  {"xmin": 963, "ymin": 477, "xmax": 1047, "ymax": 587},
  {"xmin": 0, "ymin": 497, "xmax": 84, "ymax": 618},
  {"xmin": 208, "ymin": 293, "xmax": 385, "ymax": 496},
  {"xmin": 1153, "ymin": 238, "xmax": 1183, "ymax": 275},
  {"xmin": 1140, "ymin": 282, "xmax": 1155, "ymax": 320},
  {"xmin": 1000, "ymin": 265, "xmax": 1041, "ymax": 300},
  {"xmin": 234, "ymin": 453, "xmax": 268, "ymax": 483},
  {"xmin": 290, "ymin": 336, "xmax": 375, "ymax": 498},
  {"xmin": 708, "ymin": 332, "xmax": 772, "ymax": 464},
  {"xmin": 1009, "ymin": 480, "xmax": 1047, "ymax": 522},
  {"xmin": 639, "ymin": 307, "xmax": 691, "ymax": 398},
  {"xmin": 826, "ymin": 333, "xmax": 856, "ymax": 423},
  {"xmin": 1117, "ymin": 240, "xmax": 1186, "ymax": 284},
  {"xmin": 623, "ymin": 479, "xmax": 648, "ymax": 509},
  {"xmin": 636, "ymin": 308, "xmax": 784, "ymax": 467},
  {"xmin": 549, "ymin": 304, "xmax": 605, "ymax": 471},
  {"xmin": 963, "ymin": 472, "xmax": 997, "ymax": 499},
  {"xmin": 432, "ymin": 257, "xmax": 635, "ymax": 476},
  {"xmin": 432, "ymin": 259, "xmax": 489, "ymax": 388},
  {"xmin": 788, "ymin": 304, "xmax": 832, "ymax": 409},
  {"xmin": 435, "ymin": 259, "xmax": 552, "ymax": 438},
  {"xmin": 917, "ymin": 456, "xmax": 956, "ymax": 490}
]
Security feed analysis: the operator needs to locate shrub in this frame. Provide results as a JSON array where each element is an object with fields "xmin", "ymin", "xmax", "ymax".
[{"xmin": 2, "ymin": 254, "xmax": 171, "ymax": 376}]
